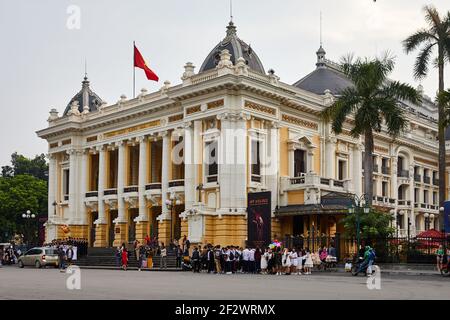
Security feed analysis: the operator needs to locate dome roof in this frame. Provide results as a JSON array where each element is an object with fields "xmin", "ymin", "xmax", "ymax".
[
  {"xmin": 293, "ymin": 46, "xmax": 353, "ymax": 95},
  {"xmin": 63, "ymin": 76, "xmax": 103, "ymax": 116},
  {"xmin": 199, "ymin": 21, "xmax": 265, "ymax": 74}
]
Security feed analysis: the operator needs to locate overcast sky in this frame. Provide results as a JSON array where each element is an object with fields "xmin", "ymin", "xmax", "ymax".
[{"xmin": 0, "ymin": 0, "xmax": 449, "ymax": 166}]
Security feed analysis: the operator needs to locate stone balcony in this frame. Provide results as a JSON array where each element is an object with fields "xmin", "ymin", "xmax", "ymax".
[
  {"xmin": 280, "ymin": 173, "xmax": 353, "ymax": 195},
  {"xmin": 372, "ymin": 196, "xmax": 396, "ymax": 207},
  {"xmin": 168, "ymin": 179, "xmax": 185, "ymax": 195}
]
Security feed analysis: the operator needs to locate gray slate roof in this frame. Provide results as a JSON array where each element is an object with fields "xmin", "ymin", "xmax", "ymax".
[
  {"xmin": 63, "ymin": 76, "xmax": 103, "ymax": 116},
  {"xmin": 293, "ymin": 65, "xmax": 354, "ymax": 95},
  {"xmin": 199, "ymin": 21, "xmax": 265, "ymax": 74}
]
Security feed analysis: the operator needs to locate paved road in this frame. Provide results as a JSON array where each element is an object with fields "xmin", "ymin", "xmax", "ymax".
[{"xmin": 0, "ymin": 266, "xmax": 449, "ymax": 300}]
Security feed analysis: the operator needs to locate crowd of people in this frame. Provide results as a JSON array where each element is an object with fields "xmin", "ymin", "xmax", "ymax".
[
  {"xmin": 43, "ymin": 238, "xmax": 88, "ymax": 257},
  {"xmin": 0, "ymin": 244, "xmax": 20, "ymax": 266},
  {"xmin": 182, "ymin": 244, "xmax": 338, "ymax": 275}
]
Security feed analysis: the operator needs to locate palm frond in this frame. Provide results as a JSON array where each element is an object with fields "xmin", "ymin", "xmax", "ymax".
[
  {"xmin": 382, "ymin": 81, "xmax": 422, "ymax": 104},
  {"xmin": 378, "ymin": 99, "xmax": 407, "ymax": 138},
  {"xmin": 423, "ymin": 5, "xmax": 442, "ymax": 30},
  {"xmin": 403, "ymin": 29, "xmax": 436, "ymax": 53},
  {"xmin": 438, "ymin": 89, "xmax": 450, "ymax": 127},
  {"xmin": 321, "ymin": 87, "xmax": 361, "ymax": 134},
  {"xmin": 413, "ymin": 42, "xmax": 435, "ymax": 79}
]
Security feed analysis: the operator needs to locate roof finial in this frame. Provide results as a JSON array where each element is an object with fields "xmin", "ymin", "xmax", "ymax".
[
  {"xmin": 320, "ymin": 11, "xmax": 323, "ymax": 47},
  {"xmin": 230, "ymin": 0, "xmax": 233, "ymax": 22},
  {"xmin": 84, "ymin": 58, "xmax": 88, "ymax": 81}
]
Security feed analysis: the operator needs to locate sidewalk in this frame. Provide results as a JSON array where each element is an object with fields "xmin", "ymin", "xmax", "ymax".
[{"xmin": 73, "ymin": 264, "xmax": 443, "ymax": 277}]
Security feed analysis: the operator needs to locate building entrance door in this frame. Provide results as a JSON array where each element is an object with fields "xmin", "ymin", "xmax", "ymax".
[
  {"xmin": 90, "ymin": 211, "xmax": 98, "ymax": 247},
  {"xmin": 128, "ymin": 209, "xmax": 139, "ymax": 243},
  {"xmin": 109, "ymin": 210, "xmax": 118, "ymax": 247}
]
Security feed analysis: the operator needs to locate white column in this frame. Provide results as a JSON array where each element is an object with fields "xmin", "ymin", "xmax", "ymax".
[
  {"xmin": 325, "ymin": 137, "xmax": 336, "ymax": 179},
  {"xmin": 160, "ymin": 131, "xmax": 170, "ymax": 218},
  {"xmin": 351, "ymin": 144, "xmax": 363, "ymax": 196},
  {"xmin": 390, "ymin": 157, "xmax": 398, "ymax": 203},
  {"xmin": 116, "ymin": 141, "xmax": 126, "ymax": 222},
  {"xmin": 68, "ymin": 149, "xmax": 78, "ymax": 223},
  {"xmin": 184, "ymin": 123, "xmax": 196, "ymax": 210},
  {"xmin": 78, "ymin": 149, "xmax": 88, "ymax": 224},
  {"xmin": 307, "ymin": 150, "xmax": 314, "ymax": 173},
  {"xmin": 48, "ymin": 154, "xmax": 57, "ymax": 219},
  {"xmin": 97, "ymin": 146, "xmax": 107, "ymax": 224},
  {"xmin": 138, "ymin": 136, "xmax": 148, "ymax": 221},
  {"xmin": 267, "ymin": 123, "xmax": 280, "ymax": 213},
  {"xmin": 193, "ymin": 120, "xmax": 202, "ymax": 202}
]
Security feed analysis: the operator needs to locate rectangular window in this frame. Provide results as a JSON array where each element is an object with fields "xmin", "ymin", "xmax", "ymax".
[
  {"xmin": 433, "ymin": 192, "xmax": 437, "ymax": 205},
  {"xmin": 63, "ymin": 169, "xmax": 70, "ymax": 197},
  {"xmin": 338, "ymin": 160, "xmax": 346, "ymax": 180},
  {"xmin": 294, "ymin": 149, "xmax": 306, "ymax": 177},
  {"xmin": 108, "ymin": 150, "xmax": 118, "ymax": 188},
  {"xmin": 414, "ymin": 188, "xmax": 419, "ymax": 203},
  {"xmin": 423, "ymin": 190, "xmax": 429, "ymax": 204},
  {"xmin": 382, "ymin": 182, "xmax": 388, "ymax": 197},
  {"xmin": 251, "ymin": 140, "xmax": 261, "ymax": 178},
  {"xmin": 205, "ymin": 141, "xmax": 218, "ymax": 182},
  {"xmin": 151, "ymin": 140, "xmax": 162, "ymax": 183}
]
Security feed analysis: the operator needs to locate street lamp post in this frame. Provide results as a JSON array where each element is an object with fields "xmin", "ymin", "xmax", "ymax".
[
  {"xmin": 349, "ymin": 194, "xmax": 370, "ymax": 254},
  {"xmin": 22, "ymin": 210, "xmax": 36, "ymax": 246},
  {"xmin": 165, "ymin": 195, "xmax": 181, "ymax": 250}
]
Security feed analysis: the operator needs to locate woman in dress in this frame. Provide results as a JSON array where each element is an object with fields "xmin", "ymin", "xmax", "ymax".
[
  {"xmin": 121, "ymin": 247, "xmax": 128, "ymax": 271},
  {"xmin": 282, "ymin": 248, "xmax": 291, "ymax": 275},
  {"xmin": 303, "ymin": 248, "xmax": 313, "ymax": 275},
  {"xmin": 290, "ymin": 248, "xmax": 298, "ymax": 275},
  {"xmin": 260, "ymin": 248, "xmax": 268, "ymax": 274}
]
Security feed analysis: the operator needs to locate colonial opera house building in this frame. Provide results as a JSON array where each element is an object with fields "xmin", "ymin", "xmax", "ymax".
[{"xmin": 37, "ymin": 21, "xmax": 444, "ymax": 248}]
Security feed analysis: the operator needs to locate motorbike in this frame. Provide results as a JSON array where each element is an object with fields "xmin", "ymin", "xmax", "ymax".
[{"xmin": 351, "ymin": 256, "xmax": 376, "ymax": 276}]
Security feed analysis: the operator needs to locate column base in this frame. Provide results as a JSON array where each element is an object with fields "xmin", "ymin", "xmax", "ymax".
[
  {"xmin": 94, "ymin": 224, "xmax": 108, "ymax": 247},
  {"xmin": 113, "ymin": 223, "xmax": 128, "ymax": 248},
  {"xmin": 158, "ymin": 219, "xmax": 171, "ymax": 246},
  {"xmin": 135, "ymin": 221, "xmax": 149, "ymax": 244},
  {"xmin": 67, "ymin": 225, "xmax": 89, "ymax": 239}
]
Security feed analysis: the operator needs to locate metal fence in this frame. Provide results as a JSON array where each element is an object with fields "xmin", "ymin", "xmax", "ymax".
[{"xmin": 282, "ymin": 234, "xmax": 449, "ymax": 264}]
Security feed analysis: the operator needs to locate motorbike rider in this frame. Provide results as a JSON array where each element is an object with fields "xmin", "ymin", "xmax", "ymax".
[{"xmin": 356, "ymin": 245, "xmax": 374, "ymax": 275}]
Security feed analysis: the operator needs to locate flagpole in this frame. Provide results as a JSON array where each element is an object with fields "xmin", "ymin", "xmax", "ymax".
[{"xmin": 133, "ymin": 41, "xmax": 136, "ymax": 98}]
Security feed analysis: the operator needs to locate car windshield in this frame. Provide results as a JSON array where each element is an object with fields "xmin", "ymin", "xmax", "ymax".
[{"xmin": 45, "ymin": 249, "xmax": 58, "ymax": 255}]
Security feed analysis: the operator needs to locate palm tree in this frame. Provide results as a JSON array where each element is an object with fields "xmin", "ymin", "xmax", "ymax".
[
  {"xmin": 322, "ymin": 53, "xmax": 421, "ymax": 204},
  {"xmin": 403, "ymin": 5, "xmax": 450, "ymax": 230}
]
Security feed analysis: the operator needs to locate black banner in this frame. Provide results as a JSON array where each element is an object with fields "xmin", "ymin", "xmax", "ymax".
[{"xmin": 247, "ymin": 191, "xmax": 271, "ymax": 248}]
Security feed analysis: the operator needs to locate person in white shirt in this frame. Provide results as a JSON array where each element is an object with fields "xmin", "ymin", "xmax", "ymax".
[
  {"xmin": 260, "ymin": 248, "xmax": 268, "ymax": 274},
  {"xmin": 290, "ymin": 249, "xmax": 298, "ymax": 274},
  {"xmin": 249, "ymin": 248, "xmax": 256, "ymax": 274},
  {"xmin": 242, "ymin": 247, "xmax": 250, "ymax": 273}
]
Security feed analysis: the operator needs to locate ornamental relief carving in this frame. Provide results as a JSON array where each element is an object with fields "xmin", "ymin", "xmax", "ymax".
[
  {"xmin": 244, "ymin": 101, "xmax": 277, "ymax": 116},
  {"xmin": 281, "ymin": 114, "xmax": 318, "ymax": 131}
]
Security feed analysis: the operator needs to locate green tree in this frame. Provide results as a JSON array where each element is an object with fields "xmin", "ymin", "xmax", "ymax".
[
  {"xmin": 322, "ymin": 54, "xmax": 421, "ymax": 202},
  {"xmin": 2, "ymin": 152, "xmax": 49, "ymax": 180},
  {"xmin": 403, "ymin": 5, "xmax": 450, "ymax": 230},
  {"xmin": 0, "ymin": 175, "xmax": 47, "ymax": 243},
  {"xmin": 341, "ymin": 209, "xmax": 395, "ymax": 239}
]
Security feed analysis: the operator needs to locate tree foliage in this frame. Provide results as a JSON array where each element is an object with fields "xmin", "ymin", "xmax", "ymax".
[
  {"xmin": 0, "ymin": 153, "xmax": 48, "ymax": 242},
  {"xmin": 1, "ymin": 152, "xmax": 48, "ymax": 180},
  {"xmin": 341, "ymin": 209, "xmax": 395, "ymax": 239},
  {"xmin": 321, "ymin": 53, "xmax": 420, "ymax": 202}
]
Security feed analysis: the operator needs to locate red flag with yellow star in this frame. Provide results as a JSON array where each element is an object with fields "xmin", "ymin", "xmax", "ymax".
[{"xmin": 134, "ymin": 44, "xmax": 159, "ymax": 81}]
